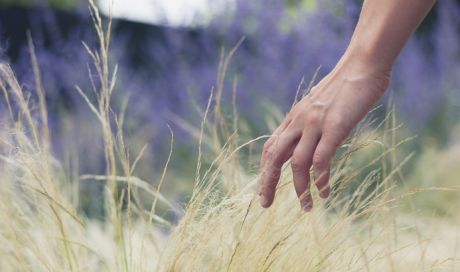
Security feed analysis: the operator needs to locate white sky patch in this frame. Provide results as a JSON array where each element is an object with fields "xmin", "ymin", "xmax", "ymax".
[{"xmin": 97, "ymin": 0, "xmax": 232, "ymax": 27}]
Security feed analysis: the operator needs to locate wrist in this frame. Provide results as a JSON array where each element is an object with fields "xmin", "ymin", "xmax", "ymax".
[
  {"xmin": 329, "ymin": 49, "xmax": 392, "ymax": 97},
  {"xmin": 337, "ymin": 44, "xmax": 394, "ymax": 77}
]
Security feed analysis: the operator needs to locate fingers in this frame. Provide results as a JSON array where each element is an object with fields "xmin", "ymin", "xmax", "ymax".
[
  {"xmin": 291, "ymin": 132, "xmax": 320, "ymax": 211},
  {"xmin": 259, "ymin": 114, "xmax": 342, "ymax": 211},
  {"xmin": 260, "ymin": 118, "xmax": 292, "ymax": 170},
  {"xmin": 259, "ymin": 130, "xmax": 300, "ymax": 208},
  {"xmin": 312, "ymin": 134, "xmax": 340, "ymax": 199}
]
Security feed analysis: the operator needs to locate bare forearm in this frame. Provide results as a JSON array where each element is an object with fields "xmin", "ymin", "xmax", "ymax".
[{"xmin": 341, "ymin": 0, "xmax": 436, "ymax": 72}]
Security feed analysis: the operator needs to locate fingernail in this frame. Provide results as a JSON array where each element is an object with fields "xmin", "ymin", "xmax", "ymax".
[
  {"xmin": 300, "ymin": 200, "xmax": 312, "ymax": 212},
  {"xmin": 260, "ymin": 195, "xmax": 269, "ymax": 207},
  {"xmin": 319, "ymin": 187, "xmax": 330, "ymax": 199},
  {"xmin": 301, "ymin": 204, "xmax": 312, "ymax": 212}
]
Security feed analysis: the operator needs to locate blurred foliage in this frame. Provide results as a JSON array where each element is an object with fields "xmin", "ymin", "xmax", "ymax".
[
  {"xmin": 0, "ymin": 0, "xmax": 78, "ymax": 9},
  {"xmin": 402, "ymin": 138, "xmax": 460, "ymax": 219}
]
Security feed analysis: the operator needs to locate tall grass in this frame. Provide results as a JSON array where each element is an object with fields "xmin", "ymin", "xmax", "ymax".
[{"xmin": 0, "ymin": 2, "xmax": 459, "ymax": 271}]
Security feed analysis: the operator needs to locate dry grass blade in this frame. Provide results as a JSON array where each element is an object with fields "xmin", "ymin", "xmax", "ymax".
[{"xmin": 0, "ymin": 1, "xmax": 459, "ymax": 271}]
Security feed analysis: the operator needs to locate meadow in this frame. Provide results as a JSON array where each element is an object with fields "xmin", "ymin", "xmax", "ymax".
[{"xmin": 1, "ymin": 0, "xmax": 460, "ymax": 271}]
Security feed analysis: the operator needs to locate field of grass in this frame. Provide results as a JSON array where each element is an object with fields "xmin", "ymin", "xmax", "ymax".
[{"xmin": 0, "ymin": 2, "xmax": 459, "ymax": 271}]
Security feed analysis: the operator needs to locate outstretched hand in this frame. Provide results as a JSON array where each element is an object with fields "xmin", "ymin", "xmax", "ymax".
[{"xmin": 258, "ymin": 57, "xmax": 391, "ymax": 211}]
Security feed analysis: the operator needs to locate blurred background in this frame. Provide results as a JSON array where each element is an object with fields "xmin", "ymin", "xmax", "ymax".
[{"xmin": 1, "ymin": 0, "xmax": 459, "ymax": 219}]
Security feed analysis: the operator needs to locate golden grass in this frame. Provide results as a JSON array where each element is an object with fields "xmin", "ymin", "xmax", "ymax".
[{"xmin": 0, "ymin": 2, "xmax": 459, "ymax": 271}]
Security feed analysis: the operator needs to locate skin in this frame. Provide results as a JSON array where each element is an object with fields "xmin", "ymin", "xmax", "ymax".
[{"xmin": 258, "ymin": 0, "xmax": 437, "ymax": 211}]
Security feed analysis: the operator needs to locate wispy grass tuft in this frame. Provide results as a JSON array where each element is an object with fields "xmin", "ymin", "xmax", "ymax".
[{"xmin": 0, "ymin": 1, "xmax": 459, "ymax": 271}]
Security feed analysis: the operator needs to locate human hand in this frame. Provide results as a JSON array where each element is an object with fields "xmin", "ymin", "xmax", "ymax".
[{"xmin": 258, "ymin": 57, "xmax": 391, "ymax": 211}]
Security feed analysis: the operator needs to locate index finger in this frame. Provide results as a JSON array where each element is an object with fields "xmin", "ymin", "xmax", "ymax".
[
  {"xmin": 259, "ymin": 118, "xmax": 291, "ymax": 171},
  {"xmin": 259, "ymin": 131, "xmax": 300, "ymax": 208}
]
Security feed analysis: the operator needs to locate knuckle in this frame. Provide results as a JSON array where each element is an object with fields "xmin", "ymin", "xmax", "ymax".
[
  {"xmin": 304, "ymin": 113, "xmax": 319, "ymax": 125},
  {"xmin": 322, "ymin": 131, "xmax": 343, "ymax": 149},
  {"xmin": 262, "ymin": 174, "xmax": 280, "ymax": 188},
  {"xmin": 327, "ymin": 113, "xmax": 343, "ymax": 126},
  {"xmin": 264, "ymin": 136, "xmax": 276, "ymax": 149},
  {"xmin": 265, "ymin": 178, "xmax": 278, "ymax": 188},
  {"xmin": 312, "ymin": 154, "xmax": 327, "ymax": 169},
  {"xmin": 265, "ymin": 148, "xmax": 275, "ymax": 160},
  {"xmin": 263, "ymin": 141, "xmax": 272, "ymax": 151},
  {"xmin": 307, "ymin": 86, "xmax": 320, "ymax": 97},
  {"xmin": 259, "ymin": 181, "xmax": 271, "ymax": 191},
  {"xmin": 325, "ymin": 115, "xmax": 348, "ymax": 133},
  {"xmin": 290, "ymin": 157, "xmax": 304, "ymax": 173},
  {"xmin": 305, "ymin": 109, "xmax": 324, "ymax": 125}
]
